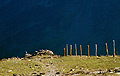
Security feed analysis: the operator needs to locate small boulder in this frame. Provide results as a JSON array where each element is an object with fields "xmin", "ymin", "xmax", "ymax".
[
  {"xmin": 45, "ymin": 50, "xmax": 54, "ymax": 55},
  {"xmin": 70, "ymin": 69, "xmax": 75, "ymax": 71},
  {"xmin": 8, "ymin": 70, "xmax": 12, "ymax": 73},
  {"xmin": 24, "ymin": 51, "xmax": 32, "ymax": 58}
]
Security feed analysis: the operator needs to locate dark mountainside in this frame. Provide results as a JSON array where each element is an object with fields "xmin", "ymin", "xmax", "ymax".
[{"xmin": 0, "ymin": 0, "xmax": 120, "ymax": 59}]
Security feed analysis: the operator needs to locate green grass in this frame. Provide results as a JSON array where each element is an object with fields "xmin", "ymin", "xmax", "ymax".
[
  {"xmin": 51, "ymin": 56, "xmax": 120, "ymax": 75},
  {"xmin": 0, "ymin": 55, "xmax": 120, "ymax": 75}
]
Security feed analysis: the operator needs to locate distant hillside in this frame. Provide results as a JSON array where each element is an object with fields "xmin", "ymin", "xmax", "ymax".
[{"xmin": 0, "ymin": 0, "xmax": 120, "ymax": 58}]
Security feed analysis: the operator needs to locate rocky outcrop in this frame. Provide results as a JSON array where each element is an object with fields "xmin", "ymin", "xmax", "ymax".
[
  {"xmin": 33, "ymin": 49, "xmax": 54, "ymax": 56},
  {"xmin": 24, "ymin": 49, "xmax": 54, "ymax": 58},
  {"xmin": 24, "ymin": 51, "xmax": 32, "ymax": 58}
]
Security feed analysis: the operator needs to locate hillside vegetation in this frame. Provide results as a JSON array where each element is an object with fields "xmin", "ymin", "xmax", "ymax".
[{"xmin": 0, "ymin": 55, "xmax": 120, "ymax": 76}]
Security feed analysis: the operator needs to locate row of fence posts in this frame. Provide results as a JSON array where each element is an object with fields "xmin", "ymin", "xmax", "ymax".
[{"xmin": 63, "ymin": 40, "xmax": 116, "ymax": 57}]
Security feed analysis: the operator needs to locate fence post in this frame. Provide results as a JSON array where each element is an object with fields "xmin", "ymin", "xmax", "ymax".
[
  {"xmin": 87, "ymin": 45, "xmax": 89, "ymax": 57},
  {"xmin": 95, "ymin": 44, "xmax": 97, "ymax": 56},
  {"xmin": 113, "ymin": 40, "xmax": 115, "ymax": 57},
  {"xmin": 64, "ymin": 48, "xmax": 65, "ymax": 56},
  {"xmin": 105, "ymin": 43, "xmax": 108, "ymax": 57},
  {"xmin": 80, "ymin": 45, "xmax": 82, "ymax": 57},
  {"xmin": 75, "ymin": 44, "xmax": 77, "ymax": 56},
  {"xmin": 66, "ymin": 44, "xmax": 68, "ymax": 56},
  {"xmin": 70, "ymin": 45, "xmax": 72, "ymax": 56}
]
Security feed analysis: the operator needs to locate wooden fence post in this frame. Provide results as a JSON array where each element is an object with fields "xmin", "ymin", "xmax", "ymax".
[
  {"xmin": 105, "ymin": 43, "xmax": 108, "ymax": 57},
  {"xmin": 95, "ymin": 44, "xmax": 97, "ymax": 56},
  {"xmin": 113, "ymin": 40, "xmax": 115, "ymax": 57},
  {"xmin": 66, "ymin": 44, "xmax": 68, "ymax": 56},
  {"xmin": 75, "ymin": 44, "xmax": 77, "ymax": 56},
  {"xmin": 70, "ymin": 45, "xmax": 72, "ymax": 56},
  {"xmin": 80, "ymin": 45, "xmax": 82, "ymax": 57},
  {"xmin": 64, "ymin": 48, "xmax": 65, "ymax": 56},
  {"xmin": 87, "ymin": 45, "xmax": 89, "ymax": 57}
]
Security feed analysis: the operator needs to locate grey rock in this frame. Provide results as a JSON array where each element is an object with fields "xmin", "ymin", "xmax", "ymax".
[
  {"xmin": 24, "ymin": 52, "xmax": 32, "ymax": 58},
  {"xmin": 70, "ymin": 69, "xmax": 75, "ymax": 71},
  {"xmin": 33, "ymin": 49, "xmax": 54, "ymax": 56},
  {"xmin": 93, "ymin": 71, "xmax": 100, "ymax": 74}
]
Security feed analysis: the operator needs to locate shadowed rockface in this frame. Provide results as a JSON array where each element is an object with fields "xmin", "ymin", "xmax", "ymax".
[{"xmin": 0, "ymin": 0, "xmax": 120, "ymax": 59}]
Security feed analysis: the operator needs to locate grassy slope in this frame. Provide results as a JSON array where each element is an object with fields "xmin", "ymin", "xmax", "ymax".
[
  {"xmin": 0, "ymin": 55, "xmax": 120, "ymax": 76},
  {"xmin": 52, "ymin": 56, "xmax": 120, "ymax": 75}
]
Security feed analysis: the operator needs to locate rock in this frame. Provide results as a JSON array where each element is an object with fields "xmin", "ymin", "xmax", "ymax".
[
  {"xmin": 92, "ymin": 71, "xmax": 100, "ymax": 74},
  {"xmin": 70, "ymin": 69, "xmax": 75, "ymax": 71},
  {"xmin": 32, "ymin": 68, "xmax": 34, "ymax": 70},
  {"xmin": 115, "ymin": 67, "xmax": 120, "ymax": 69},
  {"xmin": 32, "ymin": 73, "xmax": 37, "ymax": 74},
  {"xmin": 24, "ymin": 52, "xmax": 32, "ymax": 58},
  {"xmin": 115, "ymin": 72, "xmax": 120, "ymax": 75},
  {"xmin": 75, "ymin": 66, "xmax": 78, "ymax": 68},
  {"xmin": 80, "ymin": 68, "xmax": 84, "ymax": 70},
  {"xmin": 33, "ymin": 49, "xmax": 54, "ymax": 56},
  {"xmin": 8, "ymin": 70, "xmax": 12, "ymax": 73},
  {"xmin": 109, "ymin": 72, "xmax": 114, "ymax": 73},
  {"xmin": 33, "ymin": 51, "xmax": 39, "ymax": 56},
  {"xmin": 99, "ymin": 71, "xmax": 105, "ymax": 74},
  {"xmin": 28, "ymin": 60, "xmax": 31, "ymax": 61},
  {"xmin": 45, "ymin": 50, "xmax": 54, "ymax": 55}
]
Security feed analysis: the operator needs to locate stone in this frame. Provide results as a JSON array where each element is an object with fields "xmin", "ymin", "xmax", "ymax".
[
  {"xmin": 33, "ymin": 49, "xmax": 54, "ymax": 56},
  {"xmin": 115, "ymin": 72, "xmax": 120, "ymax": 75},
  {"xmin": 80, "ymin": 68, "xmax": 84, "ymax": 70},
  {"xmin": 92, "ymin": 71, "xmax": 100, "ymax": 74},
  {"xmin": 115, "ymin": 67, "xmax": 120, "ymax": 69},
  {"xmin": 45, "ymin": 50, "xmax": 54, "ymax": 55},
  {"xmin": 70, "ymin": 69, "xmax": 75, "ymax": 71},
  {"xmin": 8, "ymin": 70, "xmax": 12, "ymax": 73},
  {"xmin": 33, "ymin": 51, "xmax": 39, "ymax": 56},
  {"xmin": 28, "ymin": 60, "xmax": 31, "ymax": 61},
  {"xmin": 75, "ymin": 66, "xmax": 78, "ymax": 68},
  {"xmin": 24, "ymin": 52, "xmax": 32, "ymax": 58},
  {"xmin": 109, "ymin": 72, "xmax": 114, "ymax": 73}
]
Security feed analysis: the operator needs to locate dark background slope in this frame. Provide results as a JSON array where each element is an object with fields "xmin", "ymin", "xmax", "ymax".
[{"xmin": 0, "ymin": 0, "xmax": 120, "ymax": 59}]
